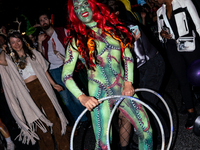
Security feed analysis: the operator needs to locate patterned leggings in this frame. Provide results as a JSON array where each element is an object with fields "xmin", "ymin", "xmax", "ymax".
[{"xmin": 91, "ymin": 95, "xmax": 153, "ymax": 150}]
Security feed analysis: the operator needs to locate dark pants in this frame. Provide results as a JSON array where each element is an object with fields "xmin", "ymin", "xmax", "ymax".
[
  {"xmin": 166, "ymin": 38, "xmax": 200, "ymax": 110},
  {"xmin": 26, "ymin": 79, "xmax": 70, "ymax": 150}
]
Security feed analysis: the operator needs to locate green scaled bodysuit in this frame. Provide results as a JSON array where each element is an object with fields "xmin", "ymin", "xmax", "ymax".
[{"xmin": 62, "ymin": 27, "xmax": 153, "ymax": 150}]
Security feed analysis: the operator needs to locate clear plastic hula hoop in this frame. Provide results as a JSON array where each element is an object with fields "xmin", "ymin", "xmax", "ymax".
[{"xmin": 70, "ymin": 88, "xmax": 173, "ymax": 150}]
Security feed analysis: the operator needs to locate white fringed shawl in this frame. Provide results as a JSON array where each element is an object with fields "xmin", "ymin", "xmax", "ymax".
[{"xmin": 0, "ymin": 50, "xmax": 68, "ymax": 145}]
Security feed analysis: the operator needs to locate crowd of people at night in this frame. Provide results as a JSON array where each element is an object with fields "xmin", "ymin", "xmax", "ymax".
[{"xmin": 0, "ymin": 0, "xmax": 200, "ymax": 150}]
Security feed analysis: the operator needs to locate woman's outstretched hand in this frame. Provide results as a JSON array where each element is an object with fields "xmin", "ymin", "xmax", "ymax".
[
  {"xmin": 122, "ymin": 81, "xmax": 135, "ymax": 96},
  {"xmin": 78, "ymin": 94, "xmax": 100, "ymax": 111}
]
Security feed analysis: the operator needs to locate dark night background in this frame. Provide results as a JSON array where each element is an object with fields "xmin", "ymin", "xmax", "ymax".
[
  {"xmin": 0, "ymin": 0, "xmax": 200, "ymax": 32},
  {"xmin": 1, "ymin": 0, "xmax": 200, "ymax": 149},
  {"xmin": 0, "ymin": 0, "xmax": 68, "ymax": 32}
]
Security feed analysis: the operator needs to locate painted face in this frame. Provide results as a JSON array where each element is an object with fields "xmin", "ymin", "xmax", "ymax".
[
  {"xmin": 73, "ymin": 0, "xmax": 93, "ymax": 24},
  {"xmin": 9, "ymin": 37, "xmax": 23, "ymax": 52}
]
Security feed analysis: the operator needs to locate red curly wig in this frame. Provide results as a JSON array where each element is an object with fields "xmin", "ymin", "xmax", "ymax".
[{"xmin": 66, "ymin": 0, "xmax": 134, "ymax": 70}]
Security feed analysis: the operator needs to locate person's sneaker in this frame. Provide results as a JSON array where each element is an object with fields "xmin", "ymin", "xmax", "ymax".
[
  {"xmin": 185, "ymin": 112, "xmax": 197, "ymax": 130},
  {"xmin": 6, "ymin": 142, "xmax": 15, "ymax": 150}
]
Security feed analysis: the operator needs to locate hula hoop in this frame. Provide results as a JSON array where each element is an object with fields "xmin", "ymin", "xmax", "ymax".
[
  {"xmin": 106, "ymin": 95, "xmax": 165, "ymax": 150},
  {"xmin": 70, "ymin": 88, "xmax": 173, "ymax": 150},
  {"xmin": 135, "ymin": 88, "xmax": 173, "ymax": 150}
]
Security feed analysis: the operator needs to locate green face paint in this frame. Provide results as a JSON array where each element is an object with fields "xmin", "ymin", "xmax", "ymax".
[{"xmin": 73, "ymin": 0, "xmax": 93, "ymax": 24}]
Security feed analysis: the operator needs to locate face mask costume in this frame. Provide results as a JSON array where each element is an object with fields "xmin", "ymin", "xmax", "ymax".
[
  {"xmin": 73, "ymin": 0, "xmax": 93, "ymax": 24},
  {"xmin": 62, "ymin": 0, "xmax": 153, "ymax": 149}
]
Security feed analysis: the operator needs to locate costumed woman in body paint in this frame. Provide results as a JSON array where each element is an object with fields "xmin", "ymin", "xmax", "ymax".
[{"xmin": 62, "ymin": 0, "xmax": 153, "ymax": 149}]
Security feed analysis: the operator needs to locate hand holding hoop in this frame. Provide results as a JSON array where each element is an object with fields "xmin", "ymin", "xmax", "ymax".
[{"xmin": 78, "ymin": 94, "xmax": 100, "ymax": 111}]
